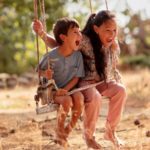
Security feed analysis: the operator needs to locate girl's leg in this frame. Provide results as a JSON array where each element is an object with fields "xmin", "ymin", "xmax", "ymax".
[
  {"xmin": 65, "ymin": 91, "xmax": 84, "ymax": 137},
  {"xmin": 96, "ymin": 81, "xmax": 127, "ymax": 146},
  {"xmin": 81, "ymin": 85, "xmax": 102, "ymax": 149}
]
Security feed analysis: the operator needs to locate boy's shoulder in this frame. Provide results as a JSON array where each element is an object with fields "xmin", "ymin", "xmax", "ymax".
[
  {"xmin": 45, "ymin": 47, "xmax": 59, "ymax": 58},
  {"xmin": 72, "ymin": 50, "xmax": 82, "ymax": 57},
  {"xmin": 48, "ymin": 47, "xmax": 58, "ymax": 54}
]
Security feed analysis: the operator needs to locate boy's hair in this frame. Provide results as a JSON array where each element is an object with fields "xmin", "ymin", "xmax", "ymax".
[{"xmin": 53, "ymin": 17, "xmax": 79, "ymax": 45}]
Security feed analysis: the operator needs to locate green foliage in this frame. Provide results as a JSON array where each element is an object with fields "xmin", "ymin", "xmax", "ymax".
[
  {"xmin": 1, "ymin": 0, "xmax": 150, "ymax": 74},
  {"xmin": 0, "ymin": 0, "xmax": 69, "ymax": 74},
  {"xmin": 121, "ymin": 55, "xmax": 150, "ymax": 68}
]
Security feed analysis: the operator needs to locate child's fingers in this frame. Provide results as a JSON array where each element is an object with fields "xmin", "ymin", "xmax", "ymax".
[
  {"xmin": 45, "ymin": 69, "xmax": 53, "ymax": 79},
  {"xmin": 56, "ymin": 89, "xmax": 67, "ymax": 96}
]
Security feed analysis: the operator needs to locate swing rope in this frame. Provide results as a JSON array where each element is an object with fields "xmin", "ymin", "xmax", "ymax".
[
  {"xmin": 89, "ymin": 0, "xmax": 93, "ymax": 13},
  {"xmin": 34, "ymin": 0, "xmax": 54, "ymax": 110},
  {"xmin": 89, "ymin": 0, "xmax": 108, "ymax": 13},
  {"xmin": 39, "ymin": 0, "xmax": 48, "ymax": 51},
  {"xmin": 38, "ymin": 0, "xmax": 50, "ymax": 69},
  {"xmin": 33, "ymin": 0, "xmax": 40, "ymax": 83},
  {"xmin": 105, "ymin": 0, "xmax": 109, "ymax": 10}
]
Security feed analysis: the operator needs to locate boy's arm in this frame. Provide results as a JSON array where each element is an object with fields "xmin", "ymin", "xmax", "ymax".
[
  {"xmin": 32, "ymin": 19, "xmax": 58, "ymax": 48},
  {"xmin": 62, "ymin": 51, "xmax": 85, "ymax": 92},
  {"xmin": 63, "ymin": 77, "xmax": 79, "ymax": 92}
]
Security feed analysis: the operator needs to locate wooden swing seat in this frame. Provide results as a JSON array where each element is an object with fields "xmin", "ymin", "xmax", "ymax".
[
  {"xmin": 34, "ymin": 78, "xmax": 110, "ymax": 115},
  {"xmin": 35, "ymin": 96, "xmax": 109, "ymax": 115}
]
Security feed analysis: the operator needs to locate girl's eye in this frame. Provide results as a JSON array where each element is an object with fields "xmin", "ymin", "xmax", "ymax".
[{"xmin": 74, "ymin": 31, "xmax": 80, "ymax": 35}]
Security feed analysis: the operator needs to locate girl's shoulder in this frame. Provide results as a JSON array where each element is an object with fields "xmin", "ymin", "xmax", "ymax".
[
  {"xmin": 79, "ymin": 34, "xmax": 93, "ymax": 52},
  {"xmin": 81, "ymin": 34, "xmax": 91, "ymax": 44}
]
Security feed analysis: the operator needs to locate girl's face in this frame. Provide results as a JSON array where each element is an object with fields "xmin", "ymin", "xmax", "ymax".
[{"xmin": 94, "ymin": 19, "xmax": 117, "ymax": 48}]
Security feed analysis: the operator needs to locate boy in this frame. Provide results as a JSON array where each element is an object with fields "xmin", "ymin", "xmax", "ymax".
[{"xmin": 36, "ymin": 17, "xmax": 84, "ymax": 146}]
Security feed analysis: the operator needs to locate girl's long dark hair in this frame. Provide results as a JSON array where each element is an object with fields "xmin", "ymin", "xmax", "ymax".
[{"xmin": 82, "ymin": 10, "xmax": 115, "ymax": 80}]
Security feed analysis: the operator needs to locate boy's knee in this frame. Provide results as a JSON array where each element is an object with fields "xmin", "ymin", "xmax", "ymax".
[{"xmin": 63, "ymin": 96, "xmax": 73, "ymax": 109}]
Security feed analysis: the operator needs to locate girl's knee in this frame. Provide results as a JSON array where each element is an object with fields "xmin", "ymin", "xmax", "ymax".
[
  {"xmin": 83, "ymin": 88, "xmax": 101, "ymax": 102},
  {"xmin": 118, "ymin": 85, "xmax": 127, "ymax": 98}
]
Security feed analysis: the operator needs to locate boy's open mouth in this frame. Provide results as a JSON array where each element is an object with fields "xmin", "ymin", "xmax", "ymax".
[
  {"xmin": 75, "ymin": 40, "xmax": 80, "ymax": 46},
  {"xmin": 107, "ymin": 39, "xmax": 113, "ymax": 43}
]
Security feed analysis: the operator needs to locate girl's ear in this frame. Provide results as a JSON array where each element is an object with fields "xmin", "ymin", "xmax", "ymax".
[
  {"xmin": 59, "ymin": 34, "xmax": 66, "ymax": 42},
  {"xmin": 93, "ymin": 25, "xmax": 99, "ymax": 34}
]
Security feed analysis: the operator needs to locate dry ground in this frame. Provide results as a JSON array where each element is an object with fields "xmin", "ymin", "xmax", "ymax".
[{"xmin": 0, "ymin": 68, "xmax": 150, "ymax": 150}]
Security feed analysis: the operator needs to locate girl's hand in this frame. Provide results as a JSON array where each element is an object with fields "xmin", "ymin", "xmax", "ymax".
[
  {"xmin": 111, "ymin": 39, "xmax": 119, "ymax": 52},
  {"xmin": 32, "ymin": 19, "xmax": 44, "ymax": 35}
]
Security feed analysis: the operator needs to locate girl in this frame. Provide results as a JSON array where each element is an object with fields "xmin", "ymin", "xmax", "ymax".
[{"xmin": 79, "ymin": 10, "xmax": 127, "ymax": 149}]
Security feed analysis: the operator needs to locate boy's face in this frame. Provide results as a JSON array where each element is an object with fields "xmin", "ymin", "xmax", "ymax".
[
  {"xmin": 62, "ymin": 27, "xmax": 82, "ymax": 51},
  {"xmin": 94, "ymin": 19, "xmax": 117, "ymax": 48}
]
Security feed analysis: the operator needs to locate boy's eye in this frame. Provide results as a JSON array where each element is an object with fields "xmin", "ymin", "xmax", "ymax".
[{"xmin": 106, "ymin": 29, "xmax": 111, "ymax": 32}]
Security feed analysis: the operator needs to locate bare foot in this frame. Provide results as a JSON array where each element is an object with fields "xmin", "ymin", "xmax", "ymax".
[
  {"xmin": 64, "ymin": 124, "xmax": 72, "ymax": 138},
  {"xmin": 85, "ymin": 137, "xmax": 102, "ymax": 149},
  {"xmin": 54, "ymin": 138, "xmax": 68, "ymax": 148},
  {"xmin": 104, "ymin": 130, "xmax": 125, "ymax": 149},
  {"xmin": 104, "ymin": 123, "xmax": 125, "ymax": 149},
  {"xmin": 55, "ymin": 129, "xmax": 69, "ymax": 148}
]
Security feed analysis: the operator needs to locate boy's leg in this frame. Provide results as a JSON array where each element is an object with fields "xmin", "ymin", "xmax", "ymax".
[
  {"xmin": 65, "ymin": 91, "xmax": 84, "ymax": 137},
  {"xmin": 96, "ymin": 81, "xmax": 127, "ymax": 146},
  {"xmin": 54, "ymin": 95, "xmax": 72, "ymax": 144}
]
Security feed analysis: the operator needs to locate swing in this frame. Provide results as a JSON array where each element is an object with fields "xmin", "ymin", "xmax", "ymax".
[
  {"xmin": 33, "ymin": 0, "xmax": 60, "ymax": 114},
  {"xmin": 33, "ymin": 0, "xmax": 116, "ymax": 115}
]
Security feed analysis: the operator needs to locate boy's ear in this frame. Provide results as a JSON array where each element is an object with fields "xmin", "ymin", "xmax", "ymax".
[
  {"xmin": 93, "ymin": 25, "xmax": 99, "ymax": 34},
  {"xmin": 59, "ymin": 34, "xmax": 66, "ymax": 42}
]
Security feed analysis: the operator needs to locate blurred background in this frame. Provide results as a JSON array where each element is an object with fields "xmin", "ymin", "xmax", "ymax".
[
  {"xmin": 0, "ymin": 1, "xmax": 149, "ymax": 149},
  {"xmin": 0, "ymin": 0, "xmax": 150, "ymax": 101},
  {"xmin": 0, "ymin": 0, "xmax": 150, "ymax": 103},
  {"xmin": 0, "ymin": 0, "xmax": 150, "ymax": 75}
]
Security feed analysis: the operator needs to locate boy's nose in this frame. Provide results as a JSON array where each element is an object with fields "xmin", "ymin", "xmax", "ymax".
[{"xmin": 78, "ymin": 32, "xmax": 82, "ymax": 40}]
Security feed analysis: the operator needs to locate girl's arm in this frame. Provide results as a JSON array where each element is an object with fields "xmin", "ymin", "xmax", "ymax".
[
  {"xmin": 39, "ymin": 31, "xmax": 58, "ymax": 48},
  {"xmin": 32, "ymin": 19, "xmax": 58, "ymax": 48}
]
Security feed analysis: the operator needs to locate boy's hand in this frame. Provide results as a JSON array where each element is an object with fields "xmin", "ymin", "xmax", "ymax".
[
  {"xmin": 55, "ymin": 89, "xmax": 68, "ymax": 96},
  {"xmin": 38, "ymin": 69, "xmax": 53, "ymax": 80},
  {"xmin": 45, "ymin": 69, "xmax": 53, "ymax": 80},
  {"xmin": 32, "ymin": 19, "xmax": 44, "ymax": 36}
]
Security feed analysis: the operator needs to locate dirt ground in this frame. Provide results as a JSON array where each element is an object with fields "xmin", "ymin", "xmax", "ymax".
[{"xmin": 0, "ymin": 69, "xmax": 150, "ymax": 150}]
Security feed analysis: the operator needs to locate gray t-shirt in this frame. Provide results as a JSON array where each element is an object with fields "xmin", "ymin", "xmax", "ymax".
[{"xmin": 39, "ymin": 47, "xmax": 85, "ymax": 88}]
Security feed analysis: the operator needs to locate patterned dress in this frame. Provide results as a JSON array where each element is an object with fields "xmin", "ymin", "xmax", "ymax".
[{"xmin": 79, "ymin": 34, "xmax": 121, "ymax": 83}]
